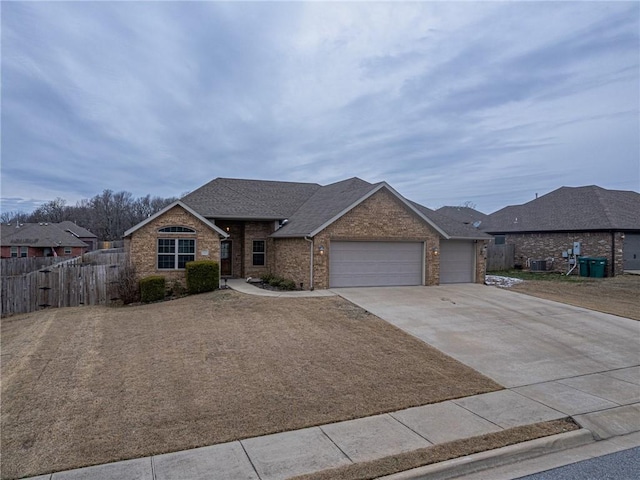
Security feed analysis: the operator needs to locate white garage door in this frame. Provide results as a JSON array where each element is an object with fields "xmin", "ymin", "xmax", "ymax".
[
  {"xmin": 440, "ymin": 240, "xmax": 475, "ymax": 284},
  {"xmin": 330, "ymin": 241, "xmax": 423, "ymax": 287}
]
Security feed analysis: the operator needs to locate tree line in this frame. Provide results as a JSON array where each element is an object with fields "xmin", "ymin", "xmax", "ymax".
[{"xmin": 1, "ymin": 190, "xmax": 179, "ymax": 241}]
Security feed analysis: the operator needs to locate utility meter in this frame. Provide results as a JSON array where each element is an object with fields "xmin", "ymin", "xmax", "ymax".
[{"xmin": 573, "ymin": 242, "xmax": 581, "ymax": 255}]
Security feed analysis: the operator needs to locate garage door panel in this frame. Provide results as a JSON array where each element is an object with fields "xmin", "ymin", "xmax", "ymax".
[
  {"xmin": 330, "ymin": 241, "xmax": 423, "ymax": 287},
  {"xmin": 440, "ymin": 240, "xmax": 474, "ymax": 284},
  {"xmin": 623, "ymin": 234, "xmax": 640, "ymax": 271}
]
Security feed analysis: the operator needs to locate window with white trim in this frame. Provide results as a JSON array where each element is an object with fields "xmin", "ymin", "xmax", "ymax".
[
  {"xmin": 158, "ymin": 238, "xmax": 195, "ymax": 269},
  {"xmin": 64, "ymin": 247, "xmax": 72, "ymax": 255},
  {"xmin": 252, "ymin": 240, "xmax": 265, "ymax": 266},
  {"xmin": 10, "ymin": 246, "xmax": 18, "ymax": 257},
  {"xmin": 20, "ymin": 246, "xmax": 28, "ymax": 257}
]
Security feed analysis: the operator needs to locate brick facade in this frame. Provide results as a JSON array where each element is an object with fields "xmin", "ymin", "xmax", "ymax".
[
  {"xmin": 311, "ymin": 189, "xmax": 442, "ymax": 289},
  {"xmin": 505, "ymin": 231, "xmax": 623, "ymax": 276},
  {"xmin": 475, "ymin": 241, "xmax": 488, "ymax": 283},
  {"xmin": 244, "ymin": 221, "xmax": 276, "ymax": 278},
  {"xmin": 126, "ymin": 205, "xmax": 222, "ymax": 283},
  {"xmin": 273, "ymin": 237, "xmax": 311, "ymax": 288}
]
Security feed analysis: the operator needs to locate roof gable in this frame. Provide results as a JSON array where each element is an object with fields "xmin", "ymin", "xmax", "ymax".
[
  {"xmin": 484, "ymin": 186, "xmax": 640, "ymax": 232},
  {"xmin": 123, "ymin": 201, "xmax": 229, "ymax": 238},
  {"xmin": 271, "ymin": 178, "xmax": 380, "ymax": 237},
  {"xmin": 272, "ymin": 179, "xmax": 464, "ymax": 239}
]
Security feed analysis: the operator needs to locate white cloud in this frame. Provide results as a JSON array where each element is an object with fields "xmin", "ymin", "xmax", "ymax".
[{"xmin": 1, "ymin": 1, "xmax": 638, "ymax": 215}]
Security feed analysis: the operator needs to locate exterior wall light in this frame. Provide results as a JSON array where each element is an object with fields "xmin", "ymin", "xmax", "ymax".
[
  {"xmin": 318, "ymin": 245, "xmax": 325, "ymax": 255},
  {"xmin": 432, "ymin": 246, "xmax": 439, "ymax": 255}
]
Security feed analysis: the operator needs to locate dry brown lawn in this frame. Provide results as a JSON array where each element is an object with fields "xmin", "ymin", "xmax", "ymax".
[
  {"xmin": 1, "ymin": 290, "xmax": 502, "ymax": 480},
  {"xmin": 510, "ymin": 273, "xmax": 640, "ymax": 320}
]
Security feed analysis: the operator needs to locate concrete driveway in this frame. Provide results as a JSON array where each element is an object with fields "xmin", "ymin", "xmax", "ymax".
[{"xmin": 333, "ymin": 284, "xmax": 640, "ymax": 389}]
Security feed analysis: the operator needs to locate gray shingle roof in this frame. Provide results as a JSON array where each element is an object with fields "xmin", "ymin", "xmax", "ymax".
[
  {"xmin": 483, "ymin": 186, "xmax": 640, "ymax": 233},
  {"xmin": 271, "ymin": 178, "xmax": 379, "ymax": 237},
  {"xmin": 181, "ymin": 178, "xmax": 321, "ymax": 219},
  {"xmin": 1, "ymin": 223, "xmax": 89, "ymax": 248},
  {"xmin": 436, "ymin": 206, "xmax": 489, "ymax": 226},
  {"xmin": 57, "ymin": 221, "xmax": 97, "ymax": 238},
  {"xmin": 411, "ymin": 202, "xmax": 491, "ymax": 239},
  {"xmin": 178, "ymin": 176, "xmax": 491, "ymax": 240}
]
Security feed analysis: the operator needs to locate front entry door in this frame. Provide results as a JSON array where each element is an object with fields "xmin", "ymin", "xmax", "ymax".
[{"xmin": 221, "ymin": 241, "xmax": 232, "ymax": 276}]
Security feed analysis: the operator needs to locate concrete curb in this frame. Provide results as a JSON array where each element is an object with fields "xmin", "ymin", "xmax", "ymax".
[{"xmin": 379, "ymin": 429, "xmax": 595, "ymax": 480}]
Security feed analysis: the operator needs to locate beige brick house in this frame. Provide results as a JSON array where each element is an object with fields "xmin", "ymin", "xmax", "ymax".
[
  {"xmin": 124, "ymin": 177, "xmax": 490, "ymax": 289},
  {"xmin": 481, "ymin": 186, "xmax": 640, "ymax": 276}
]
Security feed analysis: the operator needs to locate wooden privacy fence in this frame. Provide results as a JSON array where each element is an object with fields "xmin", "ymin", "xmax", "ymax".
[
  {"xmin": 1, "ymin": 256, "xmax": 76, "ymax": 276},
  {"xmin": 82, "ymin": 249, "xmax": 127, "ymax": 265},
  {"xmin": 1, "ymin": 256, "xmax": 127, "ymax": 317},
  {"xmin": 486, "ymin": 244, "xmax": 515, "ymax": 271}
]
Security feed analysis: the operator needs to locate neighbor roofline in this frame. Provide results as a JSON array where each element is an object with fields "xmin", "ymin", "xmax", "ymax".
[
  {"xmin": 484, "ymin": 227, "xmax": 640, "ymax": 234},
  {"xmin": 448, "ymin": 235, "xmax": 492, "ymax": 240},
  {"xmin": 307, "ymin": 182, "xmax": 450, "ymax": 239},
  {"xmin": 123, "ymin": 201, "xmax": 229, "ymax": 238},
  {"xmin": 205, "ymin": 215, "xmax": 285, "ymax": 221}
]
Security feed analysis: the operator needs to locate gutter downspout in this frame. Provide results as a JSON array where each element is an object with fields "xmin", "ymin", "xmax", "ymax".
[{"xmin": 304, "ymin": 236, "xmax": 314, "ymax": 290}]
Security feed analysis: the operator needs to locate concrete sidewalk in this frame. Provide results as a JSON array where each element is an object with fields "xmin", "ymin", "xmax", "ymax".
[
  {"xmin": 224, "ymin": 278, "xmax": 336, "ymax": 297},
  {"xmin": 23, "ymin": 396, "xmax": 640, "ymax": 480}
]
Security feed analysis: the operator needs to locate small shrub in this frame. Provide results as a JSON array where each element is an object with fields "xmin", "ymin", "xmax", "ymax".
[
  {"xmin": 140, "ymin": 276, "xmax": 166, "ymax": 303},
  {"xmin": 280, "ymin": 279, "xmax": 296, "ymax": 291},
  {"xmin": 186, "ymin": 260, "xmax": 219, "ymax": 294},
  {"xmin": 116, "ymin": 264, "xmax": 140, "ymax": 304},
  {"xmin": 268, "ymin": 276, "xmax": 284, "ymax": 287},
  {"xmin": 260, "ymin": 272, "xmax": 275, "ymax": 284},
  {"xmin": 168, "ymin": 280, "xmax": 187, "ymax": 297}
]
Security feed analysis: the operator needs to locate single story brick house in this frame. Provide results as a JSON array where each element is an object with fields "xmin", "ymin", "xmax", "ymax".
[
  {"xmin": 124, "ymin": 177, "xmax": 491, "ymax": 289},
  {"xmin": 481, "ymin": 185, "xmax": 640, "ymax": 276},
  {"xmin": 1, "ymin": 222, "xmax": 91, "ymax": 258}
]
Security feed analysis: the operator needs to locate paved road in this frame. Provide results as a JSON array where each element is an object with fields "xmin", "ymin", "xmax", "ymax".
[
  {"xmin": 333, "ymin": 284, "xmax": 640, "ymax": 388},
  {"xmin": 516, "ymin": 446, "xmax": 640, "ymax": 480}
]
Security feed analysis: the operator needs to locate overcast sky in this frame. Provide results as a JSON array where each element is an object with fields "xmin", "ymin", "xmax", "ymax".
[{"xmin": 2, "ymin": 1, "xmax": 639, "ymax": 215}]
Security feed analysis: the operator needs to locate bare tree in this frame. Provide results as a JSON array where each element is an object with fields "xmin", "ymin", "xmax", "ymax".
[
  {"xmin": 0, "ymin": 211, "xmax": 30, "ymax": 224},
  {"xmin": 8, "ymin": 190, "xmax": 178, "ymax": 240}
]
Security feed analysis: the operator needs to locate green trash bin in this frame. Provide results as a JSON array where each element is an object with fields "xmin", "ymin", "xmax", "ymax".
[
  {"xmin": 578, "ymin": 257, "xmax": 590, "ymax": 277},
  {"xmin": 589, "ymin": 257, "xmax": 607, "ymax": 278}
]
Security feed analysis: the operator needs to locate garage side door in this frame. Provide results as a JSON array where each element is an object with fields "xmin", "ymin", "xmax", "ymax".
[
  {"xmin": 330, "ymin": 241, "xmax": 423, "ymax": 288},
  {"xmin": 440, "ymin": 240, "xmax": 475, "ymax": 284},
  {"xmin": 623, "ymin": 234, "xmax": 640, "ymax": 270}
]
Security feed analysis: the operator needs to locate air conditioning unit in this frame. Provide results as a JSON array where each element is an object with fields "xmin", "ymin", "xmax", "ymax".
[{"xmin": 530, "ymin": 260, "xmax": 547, "ymax": 272}]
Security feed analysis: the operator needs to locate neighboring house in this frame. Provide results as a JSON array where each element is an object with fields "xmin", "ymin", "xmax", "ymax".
[
  {"xmin": 124, "ymin": 177, "xmax": 491, "ymax": 289},
  {"xmin": 1, "ymin": 222, "xmax": 90, "ymax": 258},
  {"xmin": 482, "ymin": 186, "xmax": 640, "ymax": 275},
  {"xmin": 57, "ymin": 221, "xmax": 98, "ymax": 251}
]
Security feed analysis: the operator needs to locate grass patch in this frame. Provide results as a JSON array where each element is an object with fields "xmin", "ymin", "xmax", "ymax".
[
  {"xmin": 504, "ymin": 273, "xmax": 640, "ymax": 320},
  {"xmin": 487, "ymin": 270, "xmax": 593, "ymax": 282},
  {"xmin": 292, "ymin": 418, "xmax": 579, "ymax": 480},
  {"xmin": 0, "ymin": 290, "xmax": 502, "ymax": 480}
]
